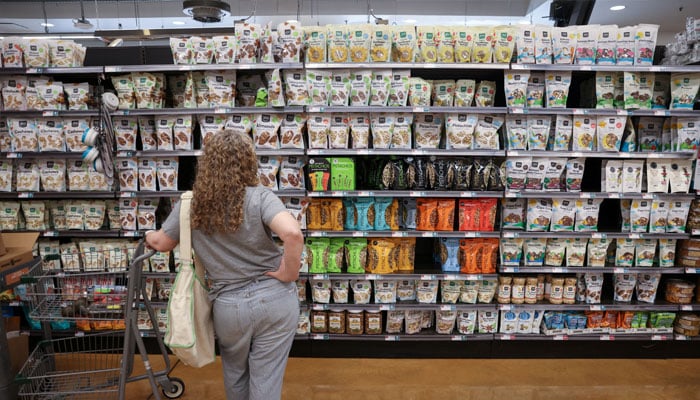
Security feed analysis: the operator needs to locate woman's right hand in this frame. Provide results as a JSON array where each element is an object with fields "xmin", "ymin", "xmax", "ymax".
[{"xmin": 265, "ymin": 259, "xmax": 299, "ymax": 283}]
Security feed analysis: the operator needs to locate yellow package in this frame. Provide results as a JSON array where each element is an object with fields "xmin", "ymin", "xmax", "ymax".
[
  {"xmin": 392, "ymin": 25, "xmax": 417, "ymax": 62},
  {"xmin": 306, "ymin": 200, "xmax": 323, "ymax": 230},
  {"xmin": 395, "ymin": 237, "xmax": 416, "ymax": 271},
  {"xmin": 417, "ymin": 26, "xmax": 438, "ymax": 62},
  {"xmin": 454, "ymin": 26, "xmax": 474, "ymax": 63},
  {"xmin": 305, "ymin": 26, "xmax": 327, "ymax": 63},
  {"xmin": 366, "ymin": 238, "xmax": 396, "ymax": 274},
  {"xmin": 436, "ymin": 26, "xmax": 456, "ymax": 63},
  {"xmin": 328, "ymin": 198, "xmax": 344, "ymax": 231},
  {"xmin": 472, "ymin": 26, "xmax": 494, "ymax": 63},
  {"xmin": 493, "ymin": 25, "xmax": 516, "ymax": 63},
  {"xmin": 371, "ymin": 25, "xmax": 392, "ymax": 62},
  {"xmin": 327, "ymin": 24, "xmax": 349, "ymax": 62},
  {"xmin": 348, "ymin": 24, "xmax": 371, "ymax": 62},
  {"xmin": 386, "ymin": 198, "xmax": 400, "ymax": 230}
]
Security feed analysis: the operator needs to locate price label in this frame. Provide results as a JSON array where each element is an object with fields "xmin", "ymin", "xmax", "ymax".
[
  {"xmin": 358, "ymin": 191, "xmax": 372, "ymax": 197},
  {"xmin": 608, "ymin": 193, "xmax": 621, "ymax": 199},
  {"xmin": 509, "ymin": 151, "xmax": 520, "ymax": 156},
  {"xmin": 502, "ymin": 267, "xmax": 518, "ymax": 273},
  {"xmin": 553, "ymin": 335, "xmax": 568, "ymax": 341},
  {"xmin": 629, "ymin": 234, "xmax": 641, "ymax": 239},
  {"xmin": 510, "ymin": 108, "xmax": 525, "ymax": 114},
  {"xmin": 465, "ymin": 275, "xmax": 481, "ymax": 281},
  {"xmin": 384, "ymin": 335, "xmax": 400, "ymax": 341},
  {"xmin": 17, "ymin": 192, "xmax": 33, "ymax": 198},
  {"xmin": 573, "ymin": 109, "xmax": 586, "ymax": 115},
  {"xmin": 6, "ymin": 153, "xmax": 21, "ymax": 159},
  {"xmin": 330, "ymin": 191, "xmax": 343, "ymax": 197},
  {"xmin": 460, "ymin": 192, "xmax": 475, "ymax": 198},
  {"xmin": 571, "ymin": 152, "xmax": 584, "ymax": 157},
  {"xmin": 421, "ymin": 232, "xmax": 436, "ymax": 238},
  {"xmin": 686, "ymin": 268, "xmax": 700, "ymax": 274},
  {"xmin": 691, "ymin": 229, "xmax": 700, "ymax": 236},
  {"xmin": 308, "ymin": 106, "xmax": 323, "ymax": 113},
  {"xmin": 26, "ymin": 68, "xmax": 41, "ymax": 74},
  {"xmin": 440, "ymin": 305, "xmax": 456, "ymax": 311},
  {"xmin": 676, "ymin": 334, "xmax": 688, "ymax": 340},
  {"xmin": 409, "ymin": 191, "xmax": 426, "ymax": 197},
  {"xmin": 600, "ymin": 335, "xmax": 614, "ymax": 341},
  {"xmin": 551, "ymin": 268, "xmax": 564, "ymax": 273},
  {"xmin": 420, "ymin": 274, "xmax": 436, "ymax": 280},
  {"xmin": 451, "ymin": 335, "xmax": 466, "ymax": 341},
  {"xmin": 365, "ymin": 274, "xmax": 379, "ymax": 280},
  {"xmin": 356, "ymin": 149, "xmax": 370, "ymax": 155},
  {"xmin": 443, "ymin": 275, "xmax": 459, "ymax": 280},
  {"xmin": 412, "ymin": 107, "xmax": 426, "ymax": 113},
  {"xmin": 616, "ymin": 110, "xmax": 628, "ymax": 116},
  {"xmin": 500, "ymin": 334, "xmax": 514, "ymax": 340},
  {"xmin": 352, "ymin": 231, "xmax": 366, "ymax": 237},
  {"xmin": 379, "ymin": 305, "xmax": 394, "ymax": 311},
  {"xmin": 579, "ymin": 66, "xmax": 592, "ymax": 71},
  {"xmin": 681, "ymin": 305, "xmax": 693, "ymax": 311},
  {"xmin": 43, "ymin": 231, "xmax": 58, "ymax": 237},
  {"xmin": 613, "ymin": 268, "xmax": 626, "ymax": 273},
  {"xmin": 653, "ymin": 110, "xmax": 668, "ymax": 116},
  {"xmin": 312, "ymin": 274, "xmax": 329, "ymax": 280},
  {"xmin": 105, "ymin": 66, "xmax": 122, "ymax": 73},
  {"xmin": 642, "ymin": 193, "xmax": 654, "ymax": 199},
  {"xmin": 649, "ymin": 66, "xmax": 662, "ymax": 72},
  {"xmin": 391, "ymin": 231, "xmax": 407, "ymax": 238},
  {"xmin": 499, "ymin": 304, "xmax": 514, "ymax": 311},
  {"xmin": 651, "ymin": 335, "xmax": 667, "ymax": 341},
  {"xmin": 503, "ymin": 232, "xmax": 517, "ymax": 238},
  {"xmin": 312, "ymin": 304, "xmax": 328, "ymax": 311},
  {"xmin": 312, "ymin": 334, "xmax": 328, "ymax": 340},
  {"xmin": 75, "ymin": 331, "xmax": 85, "ymax": 337},
  {"xmin": 581, "ymin": 193, "xmax": 595, "ymax": 198},
  {"xmin": 119, "ymin": 192, "xmax": 136, "ymax": 198},
  {"xmin": 42, "ymin": 111, "xmax": 59, "ymax": 117},
  {"xmin": 308, "ymin": 232, "xmax": 327, "ymax": 237},
  {"xmin": 122, "ymin": 231, "xmax": 141, "ymax": 237},
  {"xmin": 591, "ymin": 233, "xmax": 605, "ymax": 239},
  {"xmin": 214, "ymin": 107, "xmax": 228, "ymax": 114},
  {"xmin": 589, "ymin": 305, "xmax": 603, "ymax": 311}
]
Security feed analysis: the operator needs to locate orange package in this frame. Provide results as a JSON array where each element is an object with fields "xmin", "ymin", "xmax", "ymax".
[
  {"xmin": 386, "ymin": 198, "xmax": 400, "ymax": 231},
  {"xmin": 459, "ymin": 239, "xmax": 482, "ymax": 274},
  {"xmin": 585, "ymin": 311, "xmax": 604, "ymax": 328},
  {"xmin": 327, "ymin": 199, "xmax": 344, "ymax": 231},
  {"xmin": 366, "ymin": 239, "xmax": 396, "ymax": 274},
  {"xmin": 436, "ymin": 199, "xmax": 456, "ymax": 231},
  {"xmin": 112, "ymin": 319, "xmax": 126, "ymax": 330},
  {"xmin": 395, "ymin": 237, "xmax": 416, "ymax": 271},
  {"xmin": 616, "ymin": 311, "xmax": 634, "ymax": 330},
  {"xmin": 458, "ymin": 200, "xmax": 481, "ymax": 231},
  {"xmin": 602, "ymin": 311, "xmax": 618, "ymax": 329},
  {"xmin": 306, "ymin": 200, "xmax": 323, "ymax": 230},
  {"xmin": 480, "ymin": 238, "xmax": 499, "ymax": 273},
  {"xmin": 478, "ymin": 198, "xmax": 498, "ymax": 231},
  {"xmin": 76, "ymin": 320, "xmax": 91, "ymax": 331},
  {"xmin": 416, "ymin": 198, "xmax": 438, "ymax": 231}
]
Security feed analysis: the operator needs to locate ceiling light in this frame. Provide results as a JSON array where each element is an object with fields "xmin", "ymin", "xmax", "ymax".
[
  {"xmin": 172, "ymin": 21, "xmax": 186, "ymax": 25},
  {"xmin": 41, "ymin": 23, "xmax": 54, "ymax": 27},
  {"xmin": 183, "ymin": 0, "xmax": 231, "ymax": 23},
  {"xmin": 610, "ymin": 5, "xmax": 626, "ymax": 11}
]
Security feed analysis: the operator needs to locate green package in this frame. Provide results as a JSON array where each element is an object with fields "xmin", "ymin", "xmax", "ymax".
[
  {"xmin": 345, "ymin": 238, "xmax": 368, "ymax": 274},
  {"xmin": 306, "ymin": 238, "xmax": 330, "ymax": 274},
  {"xmin": 308, "ymin": 158, "xmax": 331, "ymax": 191},
  {"xmin": 330, "ymin": 157, "xmax": 355, "ymax": 190},
  {"xmin": 327, "ymin": 238, "xmax": 346, "ymax": 273}
]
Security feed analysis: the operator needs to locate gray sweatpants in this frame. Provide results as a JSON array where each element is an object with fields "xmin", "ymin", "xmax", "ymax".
[{"xmin": 212, "ymin": 278, "xmax": 298, "ymax": 400}]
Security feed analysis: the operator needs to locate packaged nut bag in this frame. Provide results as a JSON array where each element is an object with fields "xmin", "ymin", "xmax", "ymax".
[
  {"xmin": 596, "ymin": 116, "xmax": 625, "ymax": 152},
  {"xmin": 258, "ymin": 156, "xmax": 281, "ymax": 190},
  {"xmin": 155, "ymin": 117, "xmax": 174, "ymax": 151},
  {"xmin": 307, "ymin": 113, "xmax": 331, "ymax": 149},
  {"xmin": 616, "ymin": 26, "xmax": 636, "ymax": 65},
  {"xmin": 265, "ymin": 69, "xmax": 285, "ymax": 107},
  {"xmin": 506, "ymin": 115, "xmax": 527, "ymax": 150},
  {"xmin": 602, "ymin": 160, "xmax": 623, "ymax": 192},
  {"xmin": 370, "ymin": 70, "xmax": 392, "ymax": 107},
  {"xmin": 2, "ymin": 76, "xmax": 27, "ymax": 111},
  {"xmin": 168, "ymin": 73, "xmax": 196, "ymax": 109},
  {"xmin": 37, "ymin": 118, "xmax": 65, "ymax": 152},
  {"xmin": 0, "ymin": 160, "xmax": 12, "ymax": 192},
  {"xmin": 526, "ymin": 73, "xmax": 545, "ymax": 108},
  {"xmin": 119, "ymin": 199, "xmax": 138, "ymax": 231},
  {"xmin": 516, "ymin": 25, "xmax": 536, "ymax": 64},
  {"xmin": 504, "ymin": 71, "xmax": 529, "ymax": 108},
  {"xmin": 637, "ymin": 72, "xmax": 654, "ymax": 110},
  {"xmin": 259, "ymin": 24, "xmax": 275, "ymax": 64},
  {"xmin": 432, "ymin": 79, "xmax": 455, "ymax": 107},
  {"xmin": 646, "ymin": 161, "xmax": 669, "ymax": 193},
  {"xmin": 189, "ymin": 36, "xmax": 214, "ymax": 64},
  {"xmin": 391, "ymin": 113, "xmax": 413, "ymax": 149},
  {"xmin": 471, "ymin": 26, "xmax": 493, "ymax": 63},
  {"xmin": 35, "ymin": 82, "xmax": 66, "ymax": 111},
  {"xmin": 551, "ymin": 199, "xmax": 576, "ymax": 232},
  {"xmin": 205, "ymin": 70, "xmax": 236, "ymax": 108},
  {"xmin": 235, "ymin": 22, "xmax": 261, "ymax": 63},
  {"xmin": 525, "ymin": 157, "xmax": 547, "ymax": 191},
  {"xmin": 652, "ymin": 74, "xmax": 670, "ymax": 110},
  {"xmin": 278, "ymin": 156, "xmax": 306, "ymax": 191},
  {"xmin": 370, "ymin": 113, "xmax": 394, "ymax": 149},
  {"xmin": 392, "ymin": 25, "xmax": 417, "ymax": 62},
  {"xmin": 329, "ymin": 113, "xmax": 350, "ymax": 149},
  {"xmin": 371, "ymin": 25, "xmax": 392, "ymax": 62},
  {"xmin": 279, "ymin": 113, "xmax": 306, "ymax": 149},
  {"xmin": 446, "ymin": 113, "xmax": 477, "ymax": 149},
  {"xmin": 0, "ymin": 119, "xmax": 10, "ymax": 152},
  {"xmin": 552, "ymin": 26, "xmax": 578, "ymax": 64},
  {"xmin": 545, "ymin": 71, "xmax": 571, "ymax": 108},
  {"xmin": 131, "ymin": 72, "xmax": 158, "ymax": 109},
  {"xmin": 304, "ymin": 26, "xmax": 327, "ymax": 63},
  {"xmin": 596, "ymin": 25, "xmax": 618, "ymax": 65},
  {"xmin": 283, "ymin": 69, "xmax": 309, "ymax": 106},
  {"xmin": 454, "ymin": 79, "xmax": 476, "ymax": 107},
  {"xmin": 137, "ymin": 116, "xmax": 157, "ymax": 151},
  {"xmin": 0, "ymin": 201, "xmax": 21, "ymax": 230},
  {"xmin": 48, "ymin": 40, "xmax": 75, "ymax": 67},
  {"xmin": 349, "ymin": 113, "xmax": 370, "ymax": 149},
  {"xmin": 565, "ymin": 158, "xmax": 585, "ymax": 192},
  {"xmin": 453, "ymin": 26, "xmax": 473, "ymax": 63},
  {"xmin": 138, "ymin": 158, "xmax": 157, "ymax": 192},
  {"xmin": 666, "ymin": 199, "xmax": 691, "ymax": 233},
  {"xmin": 64, "ymin": 82, "xmax": 90, "ymax": 111},
  {"xmin": 172, "ymin": 116, "xmax": 193, "ymax": 150},
  {"xmin": 630, "ymin": 199, "xmax": 651, "ymax": 232},
  {"xmin": 348, "ymin": 24, "xmax": 371, "ymax": 63},
  {"xmin": 15, "ymin": 161, "xmax": 39, "ymax": 191},
  {"xmin": 575, "ymin": 25, "xmax": 599, "ymax": 65},
  {"xmin": 649, "ymin": 200, "xmax": 669, "ymax": 233},
  {"xmin": 350, "ymin": 69, "xmax": 372, "ymax": 107},
  {"xmin": 621, "ymin": 160, "xmax": 644, "ymax": 193},
  {"xmin": 38, "ymin": 159, "xmax": 66, "ymax": 192},
  {"xmin": 253, "ymin": 114, "xmax": 282, "ymax": 149},
  {"xmin": 117, "ymin": 158, "xmax": 138, "ymax": 192},
  {"xmin": 88, "ymin": 163, "xmax": 112, "ymax": 191},
  {"xmin": 493, "ymin": 25, "xmax": 516, "ymax": 64},
  {"xmin": 473, "ymin": 115, "xmax": 503, "ymax": 150},
  {"xmin": 278, "ymin": 21, "xmax": 302, "ymax": 63},
  {"xmin": 64, "ymin": 118, "xmax": 89, "ymax": 152},
  {"xmin": 670, "ymin": 73, "xmax": 700, "ymax": 110},
  {"xmin": 237, "ymin": 73, "xmax": 264, "ymax": 107},
  {"xmin": 635, "ymin": 24, "xmax": 659, "ymax": 66},
  {"xmin": 156, "ymin": 158, "xmax": 178, "ymax": 191},
  {"xmin": 417, "ymin": 26, "xmax": 438, "ymax": 63},
  {"xmin": 572, "ymin": 115, "xmax": 596, "ymax": 151},
  {"xmin": 8, "ymin": 118, "xmax": 38, "ymax": 152},
  {"xmin": 474, "ymin": 80, "xmax": 496, "ymax": 107},
  {"xmin": 535, "ymin": 25, "xmax": 553, "ymax": 64},
  {"xmin": 329, "ymin": 69, "xmax": 351, "ymax": 106},
  {"xmin": 526, "ymin": 199, "xmax": 552, "ymax": 232},
  {"xmin": 669, "ymin": 159, "xmax": 692, "ymax": 193},
  {"xmin": 213, "ymin": 35, "xmax": 236, "ymax": 64},
  {"xmin": 2, "ymin": 39, "xmax": 24, "ymax": 67},
  {"xmin": 327, "ymin": 25, "xmax": 349, "ymax": 63},
  {"xmin": 198, "ymin": 114, "xmax": 226, "ymax": 147},
  {"xmin": 408, "ymin": 77, "xmax": 431, "ymax": 107},
  {"xmin": 21, "ymin": 201, "xmax": 46, "ymax": 231},
  {"xmin": 111, "ymin": 75, "xmax": 135, "ymax": 109},
  {"xmin": 596, "ymin": 72, "xmax": 616, "ymax": 109},
  {"xmin": 527, "ymin": 115, "xmax": 551, "ymax": 151},
  {"xmin": 413, "ymin": 114, "xmax": 442, "ymax": 149},
  {"xmin": 553, "ymin": 114, "xmax": 573, "ymax": 151},
  {"xmin": 306, "ymin": 69, "xmax": 332, "ymax": 107}
]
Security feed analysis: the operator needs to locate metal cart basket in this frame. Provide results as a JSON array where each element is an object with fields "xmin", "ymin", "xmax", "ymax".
[{"xmin": 16, "ymin": 241, "xmax": 184, "ymax": 400}]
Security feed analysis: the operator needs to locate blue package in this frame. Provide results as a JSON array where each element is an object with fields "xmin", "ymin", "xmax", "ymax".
[
  {"xmin": 354, "ymin": 198, "xmax": 375, "ymax": 231},
  {"xmin": 373, "ymin": 197, "xmax": 393, "ymax": 231},
  {"xmin": 343, "ymin": 198, "xmax": 357, "ymax": 230},
  {"xmin": 438, "ymin": 238, "xmax": 460, "ymax": 272}
]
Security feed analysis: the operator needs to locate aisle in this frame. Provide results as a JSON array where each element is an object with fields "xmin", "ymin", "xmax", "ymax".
[{"xmin": 125, "ymin": 357, "xmax": 700, "ymax": 399}]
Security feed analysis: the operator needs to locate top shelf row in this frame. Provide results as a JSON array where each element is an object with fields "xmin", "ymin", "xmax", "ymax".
[{"xmin": 2, "ymin": 63, "xmax": 700, "ymax": 75}]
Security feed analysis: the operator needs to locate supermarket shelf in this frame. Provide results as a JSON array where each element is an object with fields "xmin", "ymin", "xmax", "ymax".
[
  {"xmin": 117, "ymin": 149, "xmax": 307, "ymax": 157},
  {"xmin": 306, "ymin": 190, "xmax": 502, "ymax": 198},
  {"xmin": 119, "ymin": 191, "xmax": 183, "ymax": 198},
  {"xmin": 306, "ymin": 106, "xmax": 508, "ymax": 114},
  {"xmin": 684, "ymin": 268, "xmax": 700, "ymax": 274},
  {"xmin": 498, "ymin": 266, "xmax": 686, "ymax": 274},
  {"xmin": 39, "ymin": 230, "xmax": 123, "ymax": 238},
  {"xmin": 0, "ymin": 110, "xmax": 99, "ymax": 117},
  {"xmin": 142, "ymin": 272, "xmax": 177, "ymax": 278},
  {"xmin": 104, "ymin": 63, "xmax": 303, "ymax": 73},
  {"xmin": 255, "ymin": 149, "xmax": 307, "ymax": 156},
  {"xmin": 497, "ymin": 300, "xmax": 681, "ymax": 312},
  {"xmin": 506, "ymin": 150, "xmax": 697, "ymax": 159},
  {"xmin": 306, "ymin": 148, "xmax": 505, "ymax": 157},
  {"xmin": 309, "ymin": 303, "xmax": 497, "ymax": 312},
  {"xmin": 494, "ymin": 333, "xmax": 675, "ymax": 341},
  {"xmin": 0, "ymin": 151, "xmax": 86, "ymax": 159},
  {"xmin": 0, "ymin": 191, "xmax": 116, "ymax": 199},
  {"xmin": 504, "ymin": 191, "xmax": 696, "ymax": 200},
  {"xmin": 307, "ymin": 332, "xmax": 495, "ymax": 341},
  {"xmin": 677, "ymin": 304, "xmax": 700, "ymax": 311},
  {"xmin": 0, "ymin": 66, "xmax": 104, "ymax": 75},
  {"xmin": 304, "ymin": 62, "xmax": 511, "ymax": 70},
  {"xmin": 674, "ymin": 334, "xmax": 700, "ymax": 341},
  {"xmin": 302, "ymin": 273, "xmax": 499, "ymax": 281},
  {"xmin": 305, "ymin": 230, "xmax": 500, "ymax": 238},
  {"xmin": 120, "ymin": 230, "xmax": 145, "ymax": 238},
  {"xmin": 110, "ymin": 106, "xmax": 304, "ymax": 116},
  {"xmin": 509, "ymin": 64, "xmax": 700, "ymax": 73},
  {"xmin": 501, "ymin": 231, "xmax": 690, "ymax": 240},
  {"xmin": 508, "ymin": 107, "xmax": 699, "ymax": 117}
]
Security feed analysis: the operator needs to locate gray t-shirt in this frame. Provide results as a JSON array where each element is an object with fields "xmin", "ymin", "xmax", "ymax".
[{"xmin": 161, "ymin": 185, "xmax": 288, "ymax": 295}]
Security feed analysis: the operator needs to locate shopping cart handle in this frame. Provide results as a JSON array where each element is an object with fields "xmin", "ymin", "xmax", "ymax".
[{"xmin": 131, "ymin": 240, "xmax": 157, "ymax": 266}]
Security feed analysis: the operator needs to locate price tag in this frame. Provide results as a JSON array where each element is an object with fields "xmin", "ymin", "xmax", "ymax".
[
  {"xmin": 629, "ymin": 234, "xmax": 641, "ymax": 239},
  {"xmin": 384, "ymin": 335, "xmax": 400, "ymax": 341},
  {"xmin": 412, "ymin": 107, "xmax": 426, "ymax": 113},
  {"xmin": 409, "ymin": 191, "xmax": 426, "ymax": 197},
  {"xmin": 465, "ymin": 275, "xmax": 481, "ymax": 281},
  {"xmin": 308, "ymin": 106, "xmax": 323, "ymax": 113},
  {"xmin": 552, "ymin": 268, "xmax": 564, "ymax": 273},
  {"xmin": 75, "ymin": 331, "xmax": 85, "ymax": 337},
  {"xmin": 352, "ymin": 231, "xmax": 366, "ymax": 237},
  {"xmin": 308, "ymin": 232, "xmax": 326, "ymax": 237},
  {"xmin": 499, "ymin": 304, "xmax": 514, "ymax": 311},
  {"xmin": 451, "ymin": 335, "xmax": 466, "ymax": 341},
  {"xmin": 122, "ymin": 231, "xmax": 141, "ymax": 237},
  {"xmin": 443, "ymin": 274, "xmax": 459, "ymax": 280},
  {"xmin": 591, "ymin": 233, "xmax": 605, "ymax": 239},
  {"xmin": 330, "ymin": 191, "xmax": 343, "ymax": 197},
  {"xmin": 420, "ymin": 274, "xmax": 436, "ymax": 280},
  {"xmin": 379, "ymin": 305, "xmax": 394, "ymax": 311},
  {"xmin": 503, "ymin": 232, "xmax": 517, "ymax": 238},
  {"xmin": 105, "ymin": 66, "xmax": 121, "ymax": 73},
  {"xmin": 642, "ymin": 193, "xmax": 654, "ymax": 199},
  {"xmin": 312, "ymin": 274, "xmax": 329, "ymax": 280},
  {"xmin": 440, "ymin": 305, "xmax": 456, "ymax": 311},
  {"xmin": 608, "ymin": 193, "xmax": 621, "ymax": 199},
  {"xmin": 571, "ymin": 152, "xmax": 583, "ymax": 157},
  {"xmin": 692, "ymin": 229, "xmax": 700, "ymax": 236},
  {"xmin": 42, "ymin": 110, "xmax": 58, "ymax": 117},
  {"xmin": 502, "ymin": 267, "xmax": 517, "ymax": 273},
  {"xmin": 600, "ymin": 335, "xmax": 614, "ymax": 341},
  {"xmin": 312, "ymin": 304, "xmax": 328, "ymax": 311},
  {"xmin": 500, "ymin": 334, "xmax": 514, "ymax": 340},
  {"xmin": 511, "ymin": 108, "xmax": 525, "ymax": 114},
  {"xmin": 421, "ymin": 232, "xmax": 436, "ymax": 238},
  {"xmin": 6, "ymin": 153, "xmax": 21, "ymax": 159},
  {"xmin": 654, "ymin": 110, "xmax": 668, "ymax": 116},
  {"xmin": 358, "ymin": 191, "xmax": 372, "ymax": 196},
  {"xmin": 676, "ymin": 334, "xmax": 688, "ymax": 340},
  {"xmin": 356, "ymin": 149, "xmax": 370, "ymax": 155},
  {"xmin": 616, "ymin": 110, "xmax": 628, "ymax": 116},
  {"xmin": 391, "ymin": 231, "xmax": 407, "ymax": 238},
  {"xmin": 580, "ymin": 66, "xmax": 592, "ymax": 71},
  {"xmin": 312, "ymin": 334, "xmax": 328, "ymax": 340},
  {"xmin": 26, "ymin": 68, "xmax": 40, "ymax": 74},
  {"xmin": 686, "ymin": 268, "xmax": 699, "ymax": 274},
  {"xmin": 17, "ymin": 192, "xmax": 33, "ymax": 198},
  {"xmin": 119, "ymin": 192, "xmax": 136, "ymax": 198},
  {"xmin": 509, "ymin": 151, "xmax": 520, "ymax": 156},
  {"xmin": 613, "ymin": 268, "xmax": 626, "ymax": 273},
  {"xmin": 553, "ymin": 335, "xmax": 567, "ymax": 341},
  {"xmin": 649, "ymin": 66, "xmax": 662, "ymax": 72},
  {"xmin": 681, "ymin": 305, "xmax": 693, "ymax": 311},
  {"xmin": 365, "ymin": 274, "xmax": 379, "ymax": 280},
  {"xmin": 43, "ymin": 231, "xmax": 58, "ymax": 237},
  {"xmin": 651, "ymin": 335, "xmax": 667, "ymax": 341},
  {"xmin": 460, "ymin": 191, "xmax": 475, "ymax": 198},
  {"xmin": 214, "ymin": 107, "xmax": 228, "ymax": 114},
  {"xmin": 573, "ymin": 109, "xmax": 586, "ymax": 115},
  {"xmin": 580, "ymin": 193, "xmax": 595, "ymax": 198},
  {"xmin": 411, "ymin": 149, "xmax": 423, "ymax": 155},
  {"xmin": 589, "ymin": 305, "xmax": 603, "ymax": 311}
]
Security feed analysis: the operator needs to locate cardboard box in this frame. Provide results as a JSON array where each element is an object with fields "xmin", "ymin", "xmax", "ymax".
[
  {"xmin": 0, "ymin": 232, "xmax": 5, "ymax": 256},
  {"xmin": 0, "ymin": 233, "xmax": 40, "ymax": 288},
  {"xmin": 6, "ymin": 332, "xmax": 29, "ymax": 376}
]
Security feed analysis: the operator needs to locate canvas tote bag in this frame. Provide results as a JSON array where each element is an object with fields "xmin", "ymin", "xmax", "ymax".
[{"xmin": 164, "ymin": 191, "xmax": 216, "ymax": 367}]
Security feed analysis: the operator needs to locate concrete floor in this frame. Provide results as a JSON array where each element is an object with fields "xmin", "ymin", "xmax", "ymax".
[{"xmin": 124, "ymin": 356, "xmax": 700, "ymax": 400}]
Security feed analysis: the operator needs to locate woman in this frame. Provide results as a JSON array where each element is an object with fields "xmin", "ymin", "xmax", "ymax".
[{"xmin": 145, "ymin": 130, "xmax": 303, "ymax": 400}]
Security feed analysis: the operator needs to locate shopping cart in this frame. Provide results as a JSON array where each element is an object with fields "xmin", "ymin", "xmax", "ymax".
[{"xmin": 15, "ymin": 241, "xmax": 185, "ymax": 400}]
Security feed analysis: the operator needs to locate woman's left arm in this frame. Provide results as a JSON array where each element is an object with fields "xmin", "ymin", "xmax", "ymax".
[{"xmin": 145, "ymin": 230, "xmax": 179, "ymax": 252}]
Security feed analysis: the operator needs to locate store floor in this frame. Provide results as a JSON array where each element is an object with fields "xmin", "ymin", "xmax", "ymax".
[{"xmin": 124, "ymin": 356, "xmax": 700, "ymax": 399}]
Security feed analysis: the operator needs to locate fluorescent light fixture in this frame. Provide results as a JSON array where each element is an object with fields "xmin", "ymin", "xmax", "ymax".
[
  {"xmin": 172, "ymin": 21, "xmax": 186, "ymax": 25},
  {"xmin": 610, "ymin": 5, "xmax": 626, "ymax": 11},
  {"xmin": 404, "ymin": 19, "xmax": 417, "ymax": 23},
  {"xmin": 41, "ymin": 23, "xmax": 55, "ymax": 27}
]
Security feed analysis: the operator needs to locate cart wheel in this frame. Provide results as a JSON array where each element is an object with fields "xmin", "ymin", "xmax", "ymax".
[{"xmin": 162, "ymin": 377, "xmax": 185, "ymax": 399}]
